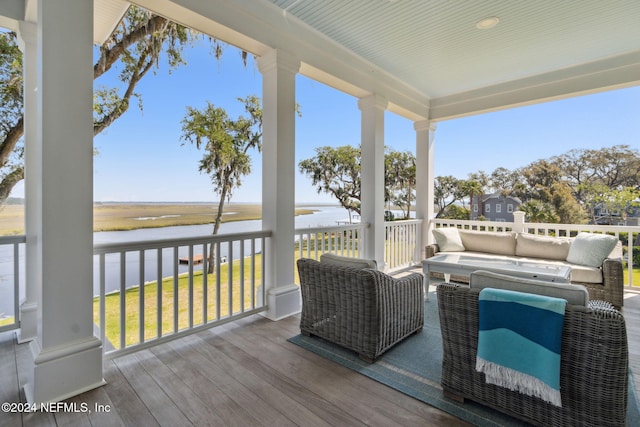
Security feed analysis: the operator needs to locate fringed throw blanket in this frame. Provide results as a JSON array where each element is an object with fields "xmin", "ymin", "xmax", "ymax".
[{"xmin": 476, "ymin": 288, "xmax": 566, "ymax": 407}]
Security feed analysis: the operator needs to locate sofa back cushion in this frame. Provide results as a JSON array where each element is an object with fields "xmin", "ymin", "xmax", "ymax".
[
  {"xmin": 459, "ymin": 230, "xmax": 517, "ymax": 256},
  {"xmin": 319, "ymin": 253, "xmax": 377, "ymax": 269},
  {"xmin": 432, "ymin": 227, "xmax": 465, "ymax": 252},
  {"xmin": 515, "ymin": 233, "xmax": 572, "ymax": 260},
  {"xmin": 470, "ymin": 270, "xmax": 589, "ymax": 306}
]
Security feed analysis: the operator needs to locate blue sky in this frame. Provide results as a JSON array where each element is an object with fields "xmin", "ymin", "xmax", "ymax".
[{"xmin": 10, "ymin": 40, "xmax": 639, "ymax": 203}]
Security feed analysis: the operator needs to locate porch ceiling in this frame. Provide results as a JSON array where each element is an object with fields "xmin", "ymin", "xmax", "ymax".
[
  {"xmin": 263, "ymin": 0, "xmax": 640, "ymax": 119},
  {"xmin": 90, "ymin": 0, "xmax": 640, "ymax": 119}
]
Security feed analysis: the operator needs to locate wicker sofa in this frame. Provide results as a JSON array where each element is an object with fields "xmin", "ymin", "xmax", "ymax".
[
  {"xmin": 437, "ymin": 271, "xmax": 629, "ymax": 426},
  {"xmin": 427, "ymin": 228, "xmax": 624, "ymax": 308},
  {"xmin": 296, "ymin": 255, "xmax": 423, "ymax": 362}
]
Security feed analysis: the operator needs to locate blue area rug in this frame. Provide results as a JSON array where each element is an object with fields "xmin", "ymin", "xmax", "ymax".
[{"xmin": 289, "ymin": 292, "xmax": 640, "ymax": 427}]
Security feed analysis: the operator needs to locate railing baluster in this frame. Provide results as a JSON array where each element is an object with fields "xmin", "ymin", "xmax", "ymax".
[
  {"xmin": 251, "ymin": 239, "xmax": 256, "ymax": 310},
  {"xmin": 139, "ymin": 249, "xmax": 145, "ymax": 344},
  {"xmin": 173, "ymin": 246, "xmax": 178, "ymax": 333},
  {"xmin": 157, "ymin": 248, "xmax": 162, "ymax": 338},
  {"xmin": 188, "ymin": 245, "xmax": 194, "ymax": 329},
  {"xmin": 119, "ymin": 251, "xmax": 126, "ymax": 350},
  {"xmin": 228, "ymin": 241, "xmax": 233, "ymax": 317},
  {"xmin": 216, "ymin": 241, "xmax": 221, "ymax": 320},
  {"xmin": 100, "ymin": 254, "xmax": 106, "ymax": 350},
  {"xmin": 202, "ymin": 243, "xmax": 208, "ymax": 324},
  {"xmin": 240, "ymin": 240, "xmax": 245, "ymax": 313}
]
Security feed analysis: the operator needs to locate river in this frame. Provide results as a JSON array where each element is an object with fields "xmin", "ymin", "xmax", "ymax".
[{"xmin": 0, "ymin": 205, "xmax": 351, "ymax": 317}]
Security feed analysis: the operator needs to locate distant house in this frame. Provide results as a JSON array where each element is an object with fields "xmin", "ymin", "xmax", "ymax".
[
  {"xmin": 471, "ymin": 192, "xmax": 522, "ymax": 222},
  {"xmin": 594, "ymin": 201, "xmax": 640, "ymax": 226}
]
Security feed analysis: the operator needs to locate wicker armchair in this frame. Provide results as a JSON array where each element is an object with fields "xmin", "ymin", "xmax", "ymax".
[
  {"xmin": 437, "ymin": 283, "xmax": 629, "ymax": 426},
  {"xmin": 296, "ymin": 257, "xmax": 424, "ymax": 362}
]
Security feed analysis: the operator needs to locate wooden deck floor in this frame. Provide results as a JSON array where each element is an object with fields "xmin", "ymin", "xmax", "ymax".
[{"xmin": 3, "ymin": 286, "xmax": 640, "ymax": 427}]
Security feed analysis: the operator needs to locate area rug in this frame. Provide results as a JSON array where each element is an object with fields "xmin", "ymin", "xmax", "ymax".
[{"xmin": 288, "ymin": 292, "xmax": 640, "ymax": 427}]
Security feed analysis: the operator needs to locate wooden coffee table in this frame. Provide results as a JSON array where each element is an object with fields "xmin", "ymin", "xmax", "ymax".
[{"xmin": 422, "ymin": 253, "xmax": 572, "ymax": 300}]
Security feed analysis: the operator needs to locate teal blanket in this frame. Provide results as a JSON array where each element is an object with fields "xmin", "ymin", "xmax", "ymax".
[{"xmin": 476, "ymin": 288, "xmax": 566, "ymax": 407}]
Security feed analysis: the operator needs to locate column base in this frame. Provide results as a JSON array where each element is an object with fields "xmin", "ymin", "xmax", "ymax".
[
  {"xmin": 17, "ymin": 301, "xmax": 37, "ymax": 343},
  {"xmin": 24, "ymin": 336, "xmax": 104, "ymax": 404},
  {"xmin": 261, "ymin": 284, "xmax": 301, "ymax": 321}
]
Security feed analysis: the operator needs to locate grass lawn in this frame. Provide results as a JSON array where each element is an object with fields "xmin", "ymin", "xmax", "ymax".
[{"xmin": 625, "ymin": 267, "xmax": 640, "ymax": 287}]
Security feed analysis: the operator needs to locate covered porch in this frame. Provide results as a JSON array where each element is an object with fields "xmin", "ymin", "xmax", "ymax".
[
  {"xmin": 2, "ymin": 281, "xmax": 640, "ymax": 426},
  {"xmin": 0, "ymin": 0, "xmax": 639, "ymax": 417}
]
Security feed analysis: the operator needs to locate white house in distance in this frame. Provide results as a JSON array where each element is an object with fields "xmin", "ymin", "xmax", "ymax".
[{"xmin": 0, "ymin": 0, "xmax": 639, "ymax": 405}]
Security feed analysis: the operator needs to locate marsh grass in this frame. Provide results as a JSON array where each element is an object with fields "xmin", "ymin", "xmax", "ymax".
[{"xmin": 0, "ymin": 203, "xmax": 316, "ymax": 234}]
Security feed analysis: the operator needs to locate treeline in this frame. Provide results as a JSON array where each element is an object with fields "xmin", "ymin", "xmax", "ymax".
[
  {"xmin": 436, "ymin": 145, "xmax": 639, "ymax": 224},
  {"xmin": 299, "ymin": 144, "xmax": 640, "ymax": 224}
]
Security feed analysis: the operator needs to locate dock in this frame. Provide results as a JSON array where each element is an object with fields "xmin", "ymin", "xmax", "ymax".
[{"xmin": 178, "ymin": 254, "xmax": 227, "ymax": 265}]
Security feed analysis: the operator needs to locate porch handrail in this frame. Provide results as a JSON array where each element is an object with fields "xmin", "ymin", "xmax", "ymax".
[
  {"xmin": 0, "ymin": 235, "xmax": 24, "ymax": 333},
  {"xmin": 294, "ymin": 223, "xmax": 367, "ymax": 261},
  {"xmin": 432, "ymin": 218, "xmax": 639, "ymax": 288},
  {"xmin": 93, "ymin": 230, "xmax": 271, "ymax": 358},
  {"xmin": 385, "ymin": 219, "xmax": 423, "ymax": 271}
]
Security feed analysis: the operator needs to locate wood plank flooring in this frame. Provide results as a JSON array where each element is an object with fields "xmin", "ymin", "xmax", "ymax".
[{"xmin": 3, "ymin": 285, "xmax": 640, "ymax": 426}]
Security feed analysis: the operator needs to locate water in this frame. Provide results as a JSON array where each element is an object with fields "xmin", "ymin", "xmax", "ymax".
[{"xmin": 0, "ymin": 205, "xmax": 350, "ymax": 316}]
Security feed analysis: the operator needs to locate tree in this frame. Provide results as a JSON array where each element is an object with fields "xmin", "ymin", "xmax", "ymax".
[
  {"xmin": 0, "ymin": 31, "xmax": 24, "ymax": 202},
  {"xmin": 384, "ymin": 149, "xmax": 415, "ymax": 219},
  {"xmin": 519, "ymin": 200, "xmax": 558, "ymax": 223},
  {"xmin": 181, "ymin": 96, "xmax": 262, "ymax": 273},
  {"xmin": 0, "ymin": 6, "xmax": 234, "ymax": 204},
  {"xmin": 299, "ymin": 145, "xmax": 362, "ymax": 222},
  {"xmin": 434, "ymin": 176, "xmax": 467, "ymax": 218},
  {"xmin": 552, "ymin": 145, "xmax": 640, "ymax": 203}
]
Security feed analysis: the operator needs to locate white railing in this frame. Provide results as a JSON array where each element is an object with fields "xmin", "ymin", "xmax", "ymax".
[
  {"xmin": 0, "ymin": 235, "xmax": 25, "ymax": 333},
  {"xmin": 93, "ymin": 230, "xmax": 270, "ymax": 357},
  {"xmin": 385, "ymin": 219, "xmax": 423, "ymax": 271},
  {"xmin": 431, "ymin": 216, "xmax": 639, "ymax": 288},
  {"xmin": 295, "ymin": 223, "xmax": 366, "ymax": 261},
  {"xmin": 294, "ymin": 220, "xmax": 423, "ymax": 272}
]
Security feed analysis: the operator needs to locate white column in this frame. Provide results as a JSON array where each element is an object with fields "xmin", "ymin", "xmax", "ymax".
[
  {"xmin": 415, "ymin": 120, "xmax": 436, "ymax": 258},
  {"xmin": 258, "ymin": 49, "xmax": 301, "ymax": 320},
  {"xmin": 17, "ymin": 21, "xmax": 39, "ymax": 344},
  {"xmin": 358, "ymin": 94, "xmax": 387, "ymax": 269},
  {"xmin": 25, "ymin": 0, "xmax": 103, "ymax": 404}
]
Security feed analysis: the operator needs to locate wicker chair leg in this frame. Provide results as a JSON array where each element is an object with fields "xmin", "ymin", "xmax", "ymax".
[
  {"xmin": 358, "ymin": 354, "xmax": 375, "ymax": 364},
  {"xmin": 443, "ymin": 389, "xmax": 466, "ymax": 403}
]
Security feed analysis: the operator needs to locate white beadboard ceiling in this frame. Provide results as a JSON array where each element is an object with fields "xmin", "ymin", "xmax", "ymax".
[{"xmin": 266, "ymin": 0, "xmax": 640, "ymax": 99}]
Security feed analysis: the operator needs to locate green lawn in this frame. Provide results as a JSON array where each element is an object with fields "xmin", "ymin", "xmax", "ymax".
[{"xmin": 625, "ymin": 267, "xmax": 640, "ymax": 287}]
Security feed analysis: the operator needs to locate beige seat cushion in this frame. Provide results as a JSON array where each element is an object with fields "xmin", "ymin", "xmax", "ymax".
[
  {"xmin": 319, "ymin": 253, "xmax": 377, "ymax": 269},
  {"xmin": 515, "ymin": 233, "xmax": 571, "ymax": 261},
  {"xmin": 470, "ymin": 270, "xmax": 589, "ymax": 306},
  {"xmin": 458, "ymin": 230, "xmax": 517, "ymax": 256}
]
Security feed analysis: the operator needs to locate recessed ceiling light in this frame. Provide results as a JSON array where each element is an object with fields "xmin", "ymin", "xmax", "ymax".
[{"xmin": 476, "ymin": 16, "xmax": 500, "ymax": 30}]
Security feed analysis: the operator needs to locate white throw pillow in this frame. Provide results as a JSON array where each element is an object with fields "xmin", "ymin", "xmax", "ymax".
[
  {"xmin": 432, "ymin": 228, "xmax": 465, "ymax": 252},
  {"xmin": 566, "ymin": 232, "xmax": 619, "ymax": 268}
]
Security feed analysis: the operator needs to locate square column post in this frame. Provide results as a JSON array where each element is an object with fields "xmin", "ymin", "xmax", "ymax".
[
  {"xmin": 258, "ymin": 49, "xmax": 301, "ymax": 320},
  {"xmin": 415, "ymin": 120, "xmax": 436, "ymax": 258},
  {"xmin": 17, "ymin": 21, "xmax": 39, "ymax": 344},
  {"xmin": 25, "ymin": 0, "xmax": 103, "ymax": 404},
  {"xmin": 358, "ymin": 94, "xmax": 388, "ymax": 269}
]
